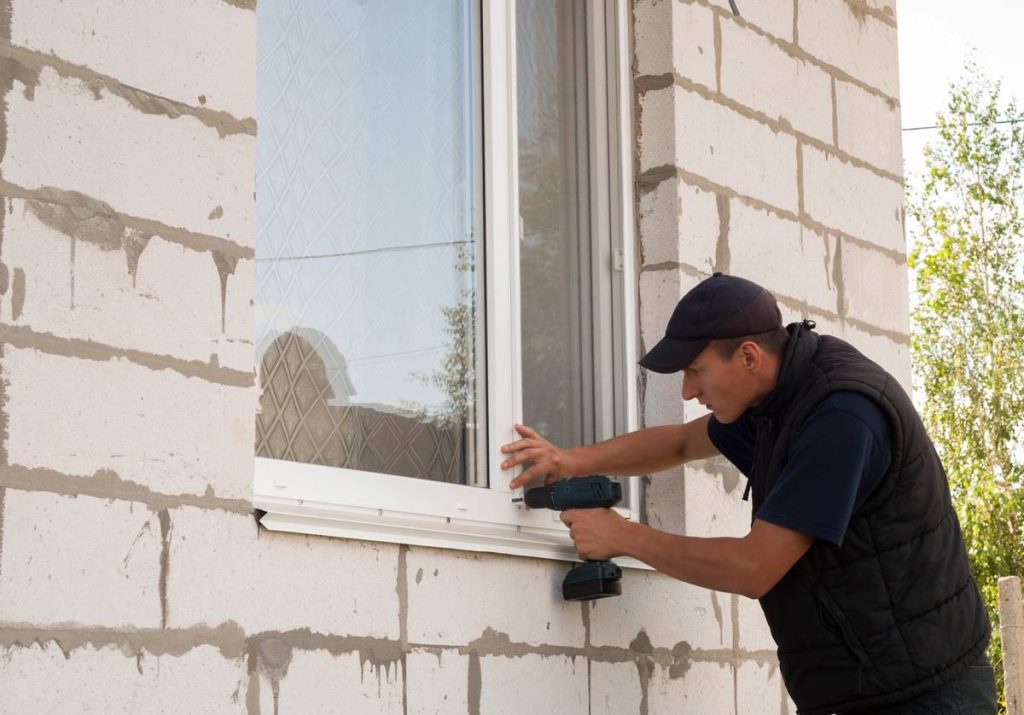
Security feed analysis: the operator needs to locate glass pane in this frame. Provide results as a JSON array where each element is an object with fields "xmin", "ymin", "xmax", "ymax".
[
  {"xmin": 255, "ymin": 0, "xmax": 484, "ymax": 485},
  {"xmin": 517, "ymin": 0, "xmax": 592, "ymax": 450}
]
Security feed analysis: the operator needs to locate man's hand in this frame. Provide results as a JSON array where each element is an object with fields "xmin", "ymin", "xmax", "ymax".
[
  {"xmin": 501, "ymin": 424, "xmax": 580, "ymax": 489},
  {"xmin": 559, "ymin": 508, "xmax": 632, "ymax": 561}
]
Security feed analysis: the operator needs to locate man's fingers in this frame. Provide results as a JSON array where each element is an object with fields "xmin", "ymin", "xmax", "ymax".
[{"xmin": 514, "ymin": 423, "xmax": 539, "ymax": 438}]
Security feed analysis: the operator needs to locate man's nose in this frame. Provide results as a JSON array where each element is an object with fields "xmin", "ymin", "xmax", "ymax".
[{"xmin": 681, "ymin": 372, "xmax": 698, "ymax": 401}]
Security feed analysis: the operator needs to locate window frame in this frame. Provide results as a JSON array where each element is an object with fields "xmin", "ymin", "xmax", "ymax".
[{"xmin": 254, "ymin": 0, "xmax": 644, "ymax": 565}]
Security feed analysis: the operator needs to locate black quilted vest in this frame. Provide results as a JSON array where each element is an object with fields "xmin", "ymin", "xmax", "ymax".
[{"xmin": 748, "ymin": 322, "xmax": 990, "ymax": 715}]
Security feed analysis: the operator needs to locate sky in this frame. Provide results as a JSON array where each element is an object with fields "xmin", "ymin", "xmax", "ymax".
[{"xmin": 897, "ymin": 0, "xmax": 1024, "ymax": 185}]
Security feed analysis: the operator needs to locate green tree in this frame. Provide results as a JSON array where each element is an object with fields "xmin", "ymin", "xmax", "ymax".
[{"xmin": 907, "ymin": 63, "xmax": 1024, "ymax": 711}]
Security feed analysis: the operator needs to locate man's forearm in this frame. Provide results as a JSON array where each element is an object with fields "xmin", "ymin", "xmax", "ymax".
[
  {"xmin": 617, "ymin": 521, "xmax": 764, "ymax": 598},
  {"xmin": 565, "ymin": 425, "xmax": 691, "ymax": 477}
]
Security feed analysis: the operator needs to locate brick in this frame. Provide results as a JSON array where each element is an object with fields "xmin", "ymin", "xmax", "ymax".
[
  {"xmin": 635, "ymin": 0, "xmax": 717, "ymax": 88},
  {"xmin": 835, "ymin": 79, "xmax": 903, "ymax": 176},
  {"xmin": 735, "ymin": 594, "xmax": 776, "ymax": 651},
  {"xmin": 0, "ymin": 491, "xmax": 161, "ymax": 627},
  {"xmin": 648, "ymin": 660, "xmax": 735, "ymax": 714},
  {"xmin": 259, "ymin": 649, "xmax": 403, "ymax": 715},
  {"xmin": 797, "ymin": 0, "xmax": 899, "ymax": 97},
  {"xmin": 2, "ymin": 347, "xmax": 255, "ymax": 501},
  {"xmin": 707, "ymin": 0, "xmax": 796, "ymax": 42},
  {"xmin": 802, "ymin": 144, "xmax": 905, "ymax": 253},
  {"xmin": 3, "ymin": 67, "xmax": 254, "ymax": 245},
  {"xmin": 683, "ymin": 461, "xmax": 751, "ymax": 538},
  {"xmin": 839, "ymin": 240, "xmax": 910, "ymax": 334},
  {"xmin": 727, "ymin": 200, "xmax": 840, "ymax": 314},
  {"xmin": 736, "ymin": 659, "xmax": 786, "ymax": 714},
  {"xmin": 589, "ymin": 659, "xmax": 643, "ymax": 714},
  {"xmin": 644, "ymin": 462, "xmax": 687, "ymax": 536},
  {"xmin": 720, "ymin": 21, "xmax": 833, "ymax": 144},
  {"xmin": 166, "ymin": 507, "xmax": 401, "ymax": 636},
  {"xmin": 478, "ymin": 654, "xmax": 588, "ymax": 715},
  {"xmin": 643, "ymin": 370, "xmax": 685, "ymax": 430},
  {"xmin": 2, "ymin": 201, "xmax": 253, "ymax": 372},
  {"xmin": 0, "ymin": 643, "xmax": 247, "ymax": 714},
  {"xmin": 406, "ymin": 649, "xmax": 469, "ymax": 715},
  {"xmin": 840, "ymin": 324, "xmax": 912, "ymax": 392},
  {"xmin": 10, "ymin": 0, "xmax": 255, "ymax": 119},
  {"xmin": 589, "ymin": 570, "xmax": 732, "ymax": 650},
  {"xmin": 641, "ymin": 87, "xmax": 799, "ymax": 213},
  {"xmin": 641, "ymin": 181, "xmax": 721, "ymax": 270},
  {"xmin": 406, "ymin": 546, "xmax": 584, "ymax": 647}
]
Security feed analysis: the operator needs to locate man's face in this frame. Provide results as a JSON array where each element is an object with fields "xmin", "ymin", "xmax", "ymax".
[{"xmin": 680, "ymin": 343, "xmax": 762, "ymax": 423}]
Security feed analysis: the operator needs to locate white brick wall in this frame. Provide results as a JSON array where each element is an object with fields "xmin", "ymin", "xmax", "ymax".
[
  {"xmin": 641, "ymin": 87, "xmax": 799, "ymax": 212},
  {"xmin": 0, "ymin": 643, "xmax": 247, "ymax": 715},
  {"xmin": 720, "ymin": 20, "xmax": 833, "ymax": 144},
  {"xmin": 0, "ymin": 491, "xmax": 162, "ymax": 627},
  {"xmin": 635, "ymin": 0, "xmax": 717, "ymax": 88},
  {"xmin": 726, "ymin": 200, "xmax": 840, "ymax": 313},
  {"xmin": 802, "ymin": 144, "xmax": 905, "ymax": 253},
  {"xmin": 478, "ymin": 654, "xmax": 588, "ymax": 715},
  {"xmin": 707, "ymin": 0, "xmax": 795, "ymax": 42},
  {"xmin": 589, "ymin": 570, "xmax": 732, "ymax": 650},
  {"xmin": 2, "ymin": 202, "xmax": 253, "ymax": 372},
  {"xmin": 406, "ymin": 649, "xmax": 470, "ymax": 715},
  {"xmin": 836, "ymin": 79, "xmax": 904, "ymax": 176},
  {"xmin": 10, "ymin": 0, "xmax": 255, "ymax": 119},
  {"xmin": 640, "ymin": 180, "xmax": 721, "ymax": 270},
  {"xmin": 258, "ymin": 650, "xmax": 403, "ymax": 715},
  {"xmin": 406, "ymin": 547, "xmax": 584, "ymax": 648},
  {"xmin": 166, "ymin": 507, "xmax": 401, "ymax": 636},
  {"xmin": 3, "ymin": 347, "xmax": 254, "ymax": 500},
  {"xmin": 5, "ymin": 68, "xmax": 253, "ymax": 244},
  {"xmin": 797, "ymin": 0, "xmax": 900, "ymax": 97}
]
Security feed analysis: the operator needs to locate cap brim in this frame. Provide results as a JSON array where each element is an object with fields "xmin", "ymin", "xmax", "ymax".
[{"xmin": 638, "ymin": 335, "xmax": 710, "ymax": 374}]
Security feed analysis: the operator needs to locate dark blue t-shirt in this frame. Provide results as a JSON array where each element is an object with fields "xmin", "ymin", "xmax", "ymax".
[{"xmin": 707, "ymin": 391, "xmax": 891, "ymax": 547}]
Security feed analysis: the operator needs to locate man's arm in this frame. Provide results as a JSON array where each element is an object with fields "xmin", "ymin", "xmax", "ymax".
[
  {"xmin": 503, "ymin": 415, "xmax": 719, "ymax": 489},
  {"xmin": 561, "ymin": 511, "xmax": 814, "ymax": 599}
]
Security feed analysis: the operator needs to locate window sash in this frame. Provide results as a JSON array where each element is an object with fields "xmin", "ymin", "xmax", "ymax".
[{"xmin": 255, "ymin": 0, "xmax": 641, "ymax": 562}]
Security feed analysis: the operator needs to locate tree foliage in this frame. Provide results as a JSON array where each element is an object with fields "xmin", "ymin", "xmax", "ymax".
[{"xmin": 907, "ymin": 63, "xmax": 1024, "ymax": 709}]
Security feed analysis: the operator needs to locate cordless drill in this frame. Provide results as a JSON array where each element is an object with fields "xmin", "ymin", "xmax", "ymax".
[{"xmin": 519, "ymin": 475, "xmax": 623, "ymax": 601}]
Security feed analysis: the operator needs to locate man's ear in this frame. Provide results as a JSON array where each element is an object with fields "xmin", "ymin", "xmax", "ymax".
[{"xmin": 739, "ymin": 341, "xmax": 762, "ymax": 371}]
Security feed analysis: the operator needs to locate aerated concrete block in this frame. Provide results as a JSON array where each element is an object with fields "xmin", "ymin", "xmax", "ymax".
[
  {"xmin": 797, "ymin": 0, "xmax": 900, "ymax": 98},
  {"xmin": 0, "ymin": 643, "xmax": 248, "ymax": 715},
  {"xmin": 720, "ymin": 20, "xmax": 833, "ymax": 144},
  {"xmin": 406, "ymin": 546, "xmax": 585, "ymax": 648},
  {"xmin": 166, "ymin": 507, "xmax": 401, "ymax": 637},
  {"xmin": 2, "ymin": 346, "xmax": 255, "ymax": 501},
  {"xmin": 0, "ymin": 490, "xmax": 162, "ymax": 628},
  {"xmin": 10, "ymin": 0, "xmax": 256, "ymax": 119},
  {"xmin": 3, "ymin": 67, "xmax": 254, "ymax": 245}
]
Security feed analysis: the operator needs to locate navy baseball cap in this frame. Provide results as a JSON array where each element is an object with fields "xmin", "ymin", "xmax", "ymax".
[{"xmin": 639, "ymin": 273, "xmax": 782, "ymax": 374}]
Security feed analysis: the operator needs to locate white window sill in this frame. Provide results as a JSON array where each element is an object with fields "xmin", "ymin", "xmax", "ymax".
[{"xmin": 254, "ymin": 457, "xmax": 651, "ymax": 569}]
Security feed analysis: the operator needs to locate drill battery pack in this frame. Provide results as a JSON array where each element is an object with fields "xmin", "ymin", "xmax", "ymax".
[{"xmin": 562, "ymin": 560, "xmax": 623, "ymax": 601}]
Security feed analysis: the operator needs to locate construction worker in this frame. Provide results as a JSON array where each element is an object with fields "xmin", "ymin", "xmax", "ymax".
[{"xmin": 501, "ymin": 273, "xmax": 995, "ymax": 714}]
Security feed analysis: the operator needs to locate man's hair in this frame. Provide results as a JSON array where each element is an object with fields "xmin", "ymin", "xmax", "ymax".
[{"xmin": 710, "ymin": 326, "xmax": 790, "ymax": 360}]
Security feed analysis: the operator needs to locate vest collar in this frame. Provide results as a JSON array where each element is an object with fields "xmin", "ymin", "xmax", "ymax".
[{"xmin": 750, "ymin": 320, "xmax": 819, "ymax": 422}]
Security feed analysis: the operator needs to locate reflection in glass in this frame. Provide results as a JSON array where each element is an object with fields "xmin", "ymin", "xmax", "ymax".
[
  {"xmin": 255, "ymin": 0, "xmax": 483, "ymax": 484},
  {"xmin": 517, "ymin": 0, "xmax": 592, "ymax": 451}
]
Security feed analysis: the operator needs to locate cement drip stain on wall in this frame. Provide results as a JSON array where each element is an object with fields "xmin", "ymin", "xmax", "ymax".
[
  {"xmin": 212, "ymin": 251, "xmax": 238, "ymax": 333},
  {"xmin": 26, "ymin": 187, "xmax": 154, "ymax": 303}
]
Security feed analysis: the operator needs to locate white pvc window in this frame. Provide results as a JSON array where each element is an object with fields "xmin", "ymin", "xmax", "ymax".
[{"xmin": 254, "ymin": 0, "xmax": 640, "ymax": 561}]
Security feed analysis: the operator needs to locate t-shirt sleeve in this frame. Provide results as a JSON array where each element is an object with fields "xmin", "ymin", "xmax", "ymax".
[{"xmin": 755, "ymin": 392, "xmax": 891, "ymax": 548}]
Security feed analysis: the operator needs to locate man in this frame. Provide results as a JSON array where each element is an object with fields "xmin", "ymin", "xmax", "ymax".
[{"xmin": 500, "ymin": 273, "xmax": 995, "ymax": 714}]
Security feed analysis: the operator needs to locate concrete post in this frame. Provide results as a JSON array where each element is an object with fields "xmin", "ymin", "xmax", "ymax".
[{"xmin": 999, "ymin": 576, "xmax": 1024, "ymax": 715}]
